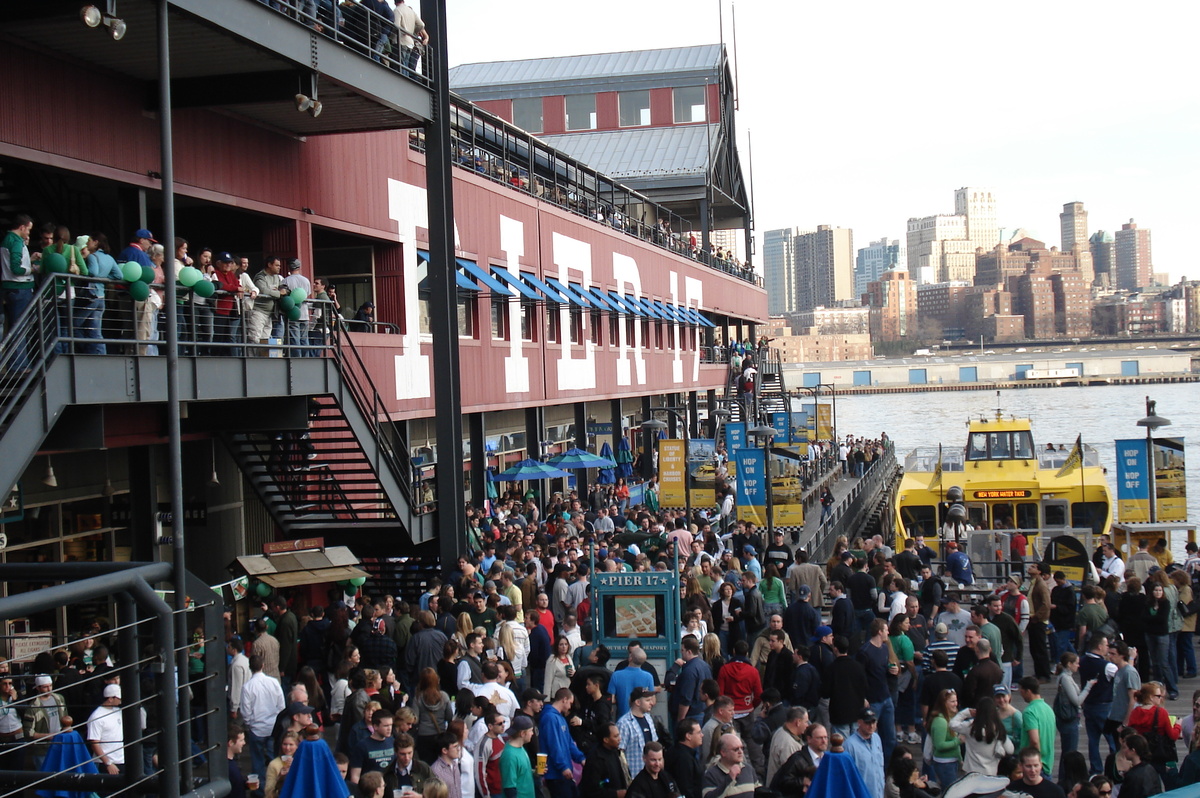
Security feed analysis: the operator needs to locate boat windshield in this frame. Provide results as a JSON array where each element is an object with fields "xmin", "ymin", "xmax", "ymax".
[
  {"xmin": 966, "ymin": 430, "xmax": 1034, "ymax": 461},
  {"xmin": 1036, "ymin": 444, "xmax": 1102, "ymax": 470},
  {"xmin": 904, "ymin": 447, "xmax": 964, "ymax": 473}
]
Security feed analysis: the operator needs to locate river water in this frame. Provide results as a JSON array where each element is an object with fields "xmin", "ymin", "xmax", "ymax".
[{"xmin": 825, "ymin": 381, "xmax": 1198, "ymax": 548}]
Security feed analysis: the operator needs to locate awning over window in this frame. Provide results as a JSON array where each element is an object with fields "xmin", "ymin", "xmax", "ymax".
[
  {"xmin": 652, "ymin": 300, "xmax": 684, "ymax": 323},
  {"xmin": 583, "ymin": 287, "xmax": 621, "ymax": 313},
  {"xmin": 521, "ymin": 272, "xmax": 570, "ymax": 304},
  {"xmin": 418, "ymin": 250, "xmax": 482, "ymax": 291},
  {"xmin": 544, "ymin": 277, "xmax": 591, "ymax": 308},
  {"xmin": 625, "ymin": 295, "xmax": 663, "ymax": 319},
  {"xmin": 607, "ymin": 290, "xmax": 644, "ymax": 316},
  {"xmin": 457, "ymin": 258, "xmax": 513, "ymax": 295},
  {"xmin": 490, "ymin": 265, "xmax": 542, "ymax": 301}
]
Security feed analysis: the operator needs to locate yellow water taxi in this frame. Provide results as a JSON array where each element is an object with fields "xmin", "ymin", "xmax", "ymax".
[{"xmin": 894, "ymin": 410, "xmax": 1112, "ymax": 551}]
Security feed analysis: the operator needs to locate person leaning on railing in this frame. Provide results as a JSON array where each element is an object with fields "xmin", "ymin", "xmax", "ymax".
[{"xmin": 80, "ymin": 233, "xmax": 125, "ymax": 355}]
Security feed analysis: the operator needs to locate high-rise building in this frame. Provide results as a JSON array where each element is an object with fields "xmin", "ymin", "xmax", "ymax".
[
  {"xmin": 854, "ymin": 238, "xmax": 906, "ymax": 299},
  {"xmin": 1115, "ymin": 219, "xmax": 1153, "ymax": 291},
  {"xmin": 906, "ymin": 214, "xmax": 975, "ymax": 284},
  {"xmin": 954, "ymin": 187, "xmax": 1000, "ymax": 252},
  {"xmin": 764, "ymin": 228, "xmax": 799, "ymax": 316},
  {"xmin": 1090, "ymin": 230, "xmax": 1115, "ymax": 288},
  {"xmin": 865, "ymin": 269, "xmax": 917, "ymax": 342},
  {"xmin": 796, "ymin": 225, "xmax": 854, "ymax": 312},
  {"xmin": 1059, "ymin": 201, "xmax": 1094, "ymax": 284}
]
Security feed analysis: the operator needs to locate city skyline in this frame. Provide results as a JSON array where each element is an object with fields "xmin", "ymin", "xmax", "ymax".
[{"xmin": 446, "ymin": 0, "xmax": 1197, "ymax": 284}]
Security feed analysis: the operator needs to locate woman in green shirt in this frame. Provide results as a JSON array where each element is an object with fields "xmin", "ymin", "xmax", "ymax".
[
  {"xmin": 889, "ymin": 615, "xmax": 919, "ymax": 744},
  {"xmin": 926, "ymin": 688, "xmax": 962, "ymax": 789},
  {"xmin": 760, "ymin": 565, "xmax": 788, "ymax": 617}
]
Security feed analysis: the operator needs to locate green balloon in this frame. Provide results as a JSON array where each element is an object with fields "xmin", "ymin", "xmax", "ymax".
[
  {"xmin": 54, "ymin": 279, "xmax": 67, "ymax": 297},
  {"xmin": 140, "ymin": 265, "xmax": 156, "ymax": 285},
  {"xmin": 121, "ymin": 262, "xmax": 142, "ymax": 282},
  {"xmin": 279, "ymin": 295, "xmax": 296, "ymax": 312},
  {"xmin": 350, "ymin": 576, "xmax": 367, "ymax": 587},
  {"xmin": 290, "ymin": 288, "xmax": 307, "ymax": 304},
  {"xmin": 287, "ymin": 306, "xmax": 302, "ymax": 322},
  {"xmin": 192, "ymin": 279, "xmax": 215, "ymax": 298},
  {"xmin": 255, "ymin": 582, "xmax": 272, "ymax": 598},
  {"xmin": 178, "ymin": 266, "xmax": 202, "ymax": 287},
  {"xmin": 128, "ymin": 280, "xmax": 150, "ymax": 301},
  {"xmin": 43, "ymin": 252, "xmax": 68, "ymax": 274}
]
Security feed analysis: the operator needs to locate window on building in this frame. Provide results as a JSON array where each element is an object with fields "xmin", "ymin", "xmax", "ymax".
[
  {"xmin": 491, "ymin": 296, "xmax": 509, "ymax": 340},
  {"xmin": 547, "ymin": 306, "xmax": 561, "ymax": 343},
  {"xmin": 520, "ymin": 297, "xmax": 536, "ymax": 342},
  {"xmin": 565, "ymin": 94, "xmax": 597, "ymax": 131},
  {"xmin": 673, "ymin": 86, "xmax": 706, "ymax": 123},
  {"xmin": 590, "ymin": 309, "xmax": 603, "ymax": 345},
  {"xmin": 609, "ymin": 314, "xmax": 620, "ymax": 346},
  {"xmin": 512, "ymin": 97, "xmax": 543, "ymax": 133},
  {"xmin": 569, "ymin": 305, "xmax": 583, "ymax": 344},
  {"xmin": 457, "ymin": 295, "xmax": 475, "ymax": 338},
  {"xmin": 618, "ymin": 90, "xmax": 650, "ymax": 127}
]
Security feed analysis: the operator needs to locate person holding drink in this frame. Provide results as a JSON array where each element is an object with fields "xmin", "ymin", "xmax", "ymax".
[{"xmin": 544, "ymin": 636, "xmax": 576, "ymax": 697}]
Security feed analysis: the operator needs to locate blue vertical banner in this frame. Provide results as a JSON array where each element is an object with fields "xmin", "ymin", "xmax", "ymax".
[
  {"xmin": 725, "ymin": 422, "xmax": 746, "ymax": 477},
  {"xmin": 1115, "ymin": 438, "xmax": 1150, "ymax": 522},
  {"xmin": 735, "ymin": 448, "xmax": 767, "ymax": 525},
  {"xmin": 770, "ymin": 412, "xmax": 790, "ymax": 443}
]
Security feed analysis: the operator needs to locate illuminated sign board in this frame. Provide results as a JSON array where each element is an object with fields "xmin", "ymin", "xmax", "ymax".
[{"xmin": 972, "ymin": 489, "xmax": 1033, "ymax": 499}]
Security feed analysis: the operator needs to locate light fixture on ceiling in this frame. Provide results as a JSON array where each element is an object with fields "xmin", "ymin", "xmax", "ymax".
[
  {"xmin": 43, "ymin": 456, "xmax": 58, "ymax": 488},
  {"xmin": 209, "ymin": 440, "xmax": 221, "ymax": 488},
  {"xmin": 80, "ymin": 2, "xmax": 126, "ymax": 41},
  {"xmin": 294, "ymin": 72, "xmax": 323, "ymax": 118}
]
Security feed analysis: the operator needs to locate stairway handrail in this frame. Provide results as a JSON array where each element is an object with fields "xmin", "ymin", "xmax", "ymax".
[
  {"xmin": 327, "ymin": 322, "xmax": 417, "ymax": 510},
  {"xmin": 0, "ymin": 276, "xmax": 61, "ymax": 436}
]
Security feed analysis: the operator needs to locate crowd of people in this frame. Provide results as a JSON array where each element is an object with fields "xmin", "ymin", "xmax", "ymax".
[{"xmin": 2, "ymin": 216, "xmax": 343, "ymax": 363}]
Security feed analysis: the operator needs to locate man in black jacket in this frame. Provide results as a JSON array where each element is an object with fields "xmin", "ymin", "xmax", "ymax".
[
  {"xmin": 821, "ymin": 636, "xmax": 868, "ymax": 736},
  {"xmin": 664, "ymin": 719, "xmax": 704, "ymax": 798},
  {"xmin": 580, "ymin": 722, "xmax": 630, "ymax": 798},
  {"xmin": 627, "ymin": 742, "xmax": 681, "ymax": 798}
]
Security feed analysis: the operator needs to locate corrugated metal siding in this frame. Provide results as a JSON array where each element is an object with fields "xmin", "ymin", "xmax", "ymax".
[
  {"xmin": 242, "ymin": 474, "xmax": 278, "ymax": 551},
  {"xmin": 540, "ymin": 125, "xmax": 716, "ymax": 179}
]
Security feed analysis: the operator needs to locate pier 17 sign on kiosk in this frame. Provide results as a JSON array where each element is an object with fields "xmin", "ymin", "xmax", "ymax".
[{"xmin": 592, "ymin": 571, "xmax": 680, "ymax": 664}]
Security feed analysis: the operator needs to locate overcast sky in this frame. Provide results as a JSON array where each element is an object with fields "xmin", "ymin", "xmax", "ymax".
[{"xmin": 445, "ymin": 0, "xmax": 1197, "ymax": 283}]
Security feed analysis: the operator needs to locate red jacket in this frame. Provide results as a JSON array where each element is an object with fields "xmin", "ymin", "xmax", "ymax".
[{"xmin": 716, "ymin": 658, "xmax": 762, "ymax": 714}]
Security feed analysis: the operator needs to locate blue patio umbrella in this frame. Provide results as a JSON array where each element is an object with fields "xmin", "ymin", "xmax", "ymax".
[
  {"xmin": 279, "ymin": 737, "xmax": 351, "ymax": 798},
  {"xmin": 485, "ymin": 466, "xmax": 499, "ymax": 499},
  {"xmin": 615, "ymin": 436, "xmax": 635, "ymax": 477},
  {"xmin": 37, "ymin": 729, "xmax": 98, "ymax": 798},
  {"xmin": 548, "ymin": 447, "xmax": 617, "ymax": 469},
  {"xmin": 596, "ymin": 442, "xmax": 616, "ymax": 484},
  {"xmin": 493, "ymin": 459, "xmax": 572, "ymax": 481}
]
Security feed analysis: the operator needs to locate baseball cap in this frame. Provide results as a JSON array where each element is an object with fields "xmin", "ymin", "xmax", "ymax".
[
  {"xmin": 287, "ymin": 701, "xmax": 314, "ymax": 716},
  {"xmin": 841, "ymin": 551, "xmax": 855, "ymax": 561},
  {"xmin": 75, "ymin": 234, "xmax": 91, "ymax": 250},
  {"xmin": 216, "ymin": 252, "xmax": 234, "ymax": 262},
  {"xmin": 134, "ymin": 228, "xmax": 157, "ymax": 242},
  {"xmin": 934, "ymin": 622, "xmax": 949, "ymax": 636},
  {"xmin": 812, "ymin": 625, "xmax": 832, "ymax": 642},
  {"xmin": 859, "ymin": 708, "xmax": 878, "ymax": 722},
  {"xmin": 103, "ymin": 685, "xmax": 122, "ymax": 699},
  {"xmin": 288, "ymin": 259, "xmax": 302, "ymax": 270},
  {"xmin": 797, "ymin": 585, "xmax": 812, "ymax": 599},
  {"xmin": 34, "ymin": 675, "xmax": 53, "ymax": 687},
  {"xmin": 630, "ymin": 686, "xmax": 654, "ymax": 702},
  {"xmin": 510, "ymin": 715, "xmax": 534, "ymax": 732},
  {"xmin": 472, "ymin": 591, "xmax": 486, "ymax": 600},
  {"xmin": 743, "ymin": 545, "xmax": 756, "ymax": 555},
  {"xmin": 993, "ymin": 684, "xmax": 1010, "ymax": 696},
  {"xmin": 520, "ymin": 688, "xmax": 546, "ymax": 703}
]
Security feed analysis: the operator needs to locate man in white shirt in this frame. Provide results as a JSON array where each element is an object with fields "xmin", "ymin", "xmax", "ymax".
[
  {"xmin": 469, "ymin": 662, "xmax": 518, "ymax": 719},
  {"xmin": 227, "ymin": 637, "xmax": 251, "ymax": 719},
  {"xmin": 1100, "ymin": 543, "xmax": 1126, "ymax": 584},
  {"xmin": 239, "ymin": 654, "xmax": 285, "ymax": 784},
  {"xmin": 88, "ymin": 685, "xmax": 137, "ymax": 775}
]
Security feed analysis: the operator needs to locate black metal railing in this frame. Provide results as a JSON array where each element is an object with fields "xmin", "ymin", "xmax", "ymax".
[
  {"xmin": 251, "ymin": 0, "xmax": 435, "ymax": 88},
  {"xmin": 806, "ymin": 443, "xmax": 898, "ymax": 560},
  {"xmin": 409, "ymin": 101, "xmax": 760, "ymax": 286}
]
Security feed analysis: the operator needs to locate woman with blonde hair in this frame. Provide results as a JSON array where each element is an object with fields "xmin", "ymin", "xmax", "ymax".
[
  {"xmin": 1171, "ymin": 569, "xmax": 1197, "ymax": 679},
  {"xmin": 925, "ymin": 688, "xmax": 961, "ymax": 788},
  {"xmin": 264, "ymin": 731, "xmax": 299, "ymax": 798},
  {"xmin": 701, "ymin": 632, "xmax": 725, "ymax": 679},
  {"xmin": 453, "ymin": 612, "xmax": 475, "ymax": 651}
]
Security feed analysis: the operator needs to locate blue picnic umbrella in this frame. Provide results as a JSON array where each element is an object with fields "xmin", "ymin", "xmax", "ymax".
[
  {"xmin": 596, "ymin": 442, "xmax": 616, "ymax": 485},
  {"xmin": 548, "ymin": 447, "xmax": 617, "ymax": 469},
  {"xmin": 493, "ymin": 459, "xmax": 572, "ymax": 481},
  {"xmin": 37, "ymin": 729, "xmax": 98, "ymax": 798},
  {"xmin": 615, "ymin": 436, "xmax": 635, "ymax": 477},
  {"xmin": 279, "ymin": 737, "xmax": 351, "ymax": 798}
]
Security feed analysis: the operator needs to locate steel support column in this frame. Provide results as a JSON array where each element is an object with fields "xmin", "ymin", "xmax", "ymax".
[
  {"xmin": 469, "ymin": 413, "xmax": 487, "ymax": 509},
  {"xmin": 424, "ymin": 0, "xmax": 466, "ymax": 565},
  {"xmin": 574, "ymin": 402, "xmax": 588, "ymax": 499}
]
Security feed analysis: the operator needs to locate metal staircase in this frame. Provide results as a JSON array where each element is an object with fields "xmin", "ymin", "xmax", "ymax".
[
  {"xmin": 714, "ymin": 347, "xmax": 790, "ymax": 426},
  {"xmin": 0, "ymin": 276, "xmax": 434, "ymax": 554}
]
